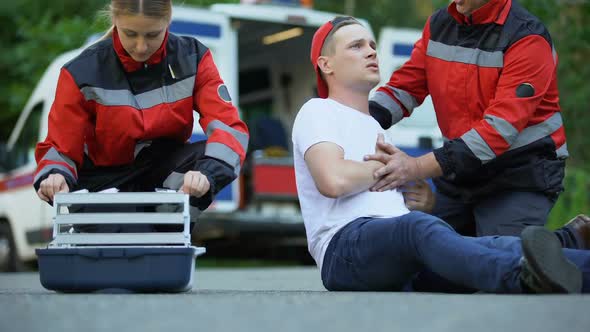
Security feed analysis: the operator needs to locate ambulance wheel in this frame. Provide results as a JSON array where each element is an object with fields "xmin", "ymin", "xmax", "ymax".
[{"xmin": 0, "ymin": 223, "xmax": 19, "ymax": 272}]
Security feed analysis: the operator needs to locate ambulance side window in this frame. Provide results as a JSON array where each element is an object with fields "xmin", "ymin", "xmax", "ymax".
[{"xmin": 10, "ymin": 103, "xmax": 43, "ymax": 169}]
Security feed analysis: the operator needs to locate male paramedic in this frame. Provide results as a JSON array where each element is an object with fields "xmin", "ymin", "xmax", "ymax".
[{"xmin": 366, "ymin": 0, "xmax": 579, "ymax": 243}]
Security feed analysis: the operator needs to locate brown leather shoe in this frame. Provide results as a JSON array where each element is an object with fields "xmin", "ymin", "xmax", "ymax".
[{"xmin": 563, "ymin": 214, "xmax": 590, "ymax": 250}]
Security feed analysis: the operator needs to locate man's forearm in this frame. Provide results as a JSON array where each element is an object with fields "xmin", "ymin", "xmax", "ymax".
[{"xmin": 327, "ymin": 159, "xmax": 384, "ymax": 197}]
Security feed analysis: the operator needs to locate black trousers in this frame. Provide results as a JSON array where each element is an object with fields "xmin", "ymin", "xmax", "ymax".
[
  {"xmin": 72, "ymin": 140, "xmax": 206, "ymax": 234},
  {"xmin": 75, "ymin": 139, "xmax": 206, "ymax": 193},
  {"xmin": 430, "ymin": 189, "xmax": 578, "ymax": 248},
  {"xmin": 432, "ymin": 190, "xmax": 551, "ymax": 235}
]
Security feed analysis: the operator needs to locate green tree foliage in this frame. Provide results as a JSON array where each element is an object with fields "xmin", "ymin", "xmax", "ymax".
[
  {"xmin": 548, "ymin": 168, "xmax": 590, "ymax": 229},
  {"xmin": 0, "ymin": 0, "xmax": 109, "ymax": 140},
  {"xmin": 313, "ymin": 0, "xmax": 426, "ymax": 34}
]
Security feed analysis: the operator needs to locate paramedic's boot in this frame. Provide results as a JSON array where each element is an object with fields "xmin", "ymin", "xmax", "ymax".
[
  {"xmin": 560, "ymin": 214, "xmax": 590, "ymax": 250},
  {"xmin": 520, "ymin": 226, "xmax": 582, "ymax": 294}
]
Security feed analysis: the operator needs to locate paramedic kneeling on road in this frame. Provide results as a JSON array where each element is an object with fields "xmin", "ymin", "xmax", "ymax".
[
  {"xmin": 34, "ymin": 0, "xmax": 248, "ymax": 219},
  {"xmin": 292, "ymin": 17, "xmax": 590, "ymax": 293},
  {"xmin": 366, "ymin": 0, "xmax": 571, "ymax": 240}
]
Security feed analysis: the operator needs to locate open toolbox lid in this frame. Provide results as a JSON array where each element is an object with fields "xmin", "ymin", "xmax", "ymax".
[{"xmin": 47, "ymin": 192, "xmax": 203, "ymax": 253}]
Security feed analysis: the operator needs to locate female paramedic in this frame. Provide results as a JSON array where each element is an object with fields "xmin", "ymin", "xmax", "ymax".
[{"xmin": 33, "ymin": 0, "xmax": 249, "ymax": 222}]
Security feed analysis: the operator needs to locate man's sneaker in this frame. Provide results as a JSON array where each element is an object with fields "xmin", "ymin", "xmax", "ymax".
[
  {"xmin": 562, "ymin": 214, "xmax": 590, "ymax": 250},
  {"xmin": 520, "ymin": 226, "xmax": 582, "ymax": 294}
]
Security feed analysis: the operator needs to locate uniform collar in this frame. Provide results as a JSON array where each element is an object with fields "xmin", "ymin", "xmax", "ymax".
[
  {"xmin": 112, "ymin": 27, "xmax": 169, "ymax": 72},
  {"xmin": 448, "ymin": 0, "xmax": 512, "ymax": 25}
]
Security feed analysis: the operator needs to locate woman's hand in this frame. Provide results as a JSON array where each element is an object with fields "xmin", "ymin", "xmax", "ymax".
[
  {"xmin": 179, "ymin": 171, "xmax": 210, "ymax": 198},
  {"xmin": 37, "ymin": 173, "xmax": 70, "ymax": 202}
]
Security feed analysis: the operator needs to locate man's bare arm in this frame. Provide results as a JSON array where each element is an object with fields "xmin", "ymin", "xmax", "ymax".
[{"xmin": 304, "ymin": 141, "xmax": 384, "ymax": 198}]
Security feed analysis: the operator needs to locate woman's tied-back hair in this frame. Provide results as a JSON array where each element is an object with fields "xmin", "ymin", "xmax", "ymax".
[
  {"xmin": 99, "ymin": 0, "xmax": 173, "ymax": 41},
  {"xmin": 109, "ymin": 0, "xmax": 172, "ymax": 21}
]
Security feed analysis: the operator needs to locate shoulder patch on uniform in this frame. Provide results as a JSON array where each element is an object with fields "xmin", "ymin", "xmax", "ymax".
[
  {"xmin": 516, "ymin": 83, "xmax": 535, "ymax": 98},
  {"xmin": 218, "ymin": 84, "xmax": 232, "ymax": 103}
]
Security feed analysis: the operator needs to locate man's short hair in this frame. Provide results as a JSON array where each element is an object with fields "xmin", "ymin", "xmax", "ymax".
[
  {"xmin": 321, "ymin": 18, "xmax": 360, "ymax": 56},
  {"xmin": 310, "ymin": 17, "xmax": 362, "ymax": 98}
]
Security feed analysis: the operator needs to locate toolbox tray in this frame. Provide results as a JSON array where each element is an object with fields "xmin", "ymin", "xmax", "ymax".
[{"xmin": 37, "ymin": 246, "xmax": 203, "ymax": 293}]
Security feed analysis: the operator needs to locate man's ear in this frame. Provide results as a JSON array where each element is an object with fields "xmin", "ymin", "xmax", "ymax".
[{"xmin": 317, "ymin": 56, "xmax": 333, "ymax": 76}]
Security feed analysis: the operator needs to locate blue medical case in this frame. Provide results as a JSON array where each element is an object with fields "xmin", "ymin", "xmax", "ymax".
[{"xmin": 36, "ymin": 192, "xmax": 205, "ymax": 293}]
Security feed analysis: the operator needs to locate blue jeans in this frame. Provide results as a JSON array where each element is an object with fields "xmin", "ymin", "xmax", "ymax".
[{"xmin": 321, "ymin": 212, "xmax": 590, "ymax": 293}]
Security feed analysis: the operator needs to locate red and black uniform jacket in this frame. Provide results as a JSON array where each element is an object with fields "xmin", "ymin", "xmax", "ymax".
[
  {"xmin": 370, "ymin": 0, "xmax": 566, "ymax": 200},
  {"xmin": 34, "ymin": 29, "xmax": 249, "ymax": 207}
]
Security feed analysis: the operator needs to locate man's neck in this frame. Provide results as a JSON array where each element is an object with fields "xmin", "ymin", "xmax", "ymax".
[{"xmin": 328, "ymin": 88, "xmax": 370, "ymax": 114}]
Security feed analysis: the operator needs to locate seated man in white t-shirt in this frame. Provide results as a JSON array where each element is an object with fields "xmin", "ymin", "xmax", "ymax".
[{"xmin": 292, "ymin": 16, "xmax": 589, "ymax": 293}]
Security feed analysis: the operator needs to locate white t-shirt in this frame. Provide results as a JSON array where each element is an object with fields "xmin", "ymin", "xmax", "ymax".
[{"xmin": 292, "ymin": 98, "xmax": 410, "ymax": 270}]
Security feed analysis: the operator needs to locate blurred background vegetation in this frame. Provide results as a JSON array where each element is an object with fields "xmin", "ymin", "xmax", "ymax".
[{"xmin": 1, "ymin": 0, "xmax": 588, "ymax": 226}]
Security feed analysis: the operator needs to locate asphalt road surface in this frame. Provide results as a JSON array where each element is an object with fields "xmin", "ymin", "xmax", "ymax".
[{"xmin": 1, "ymin": 268, "xmax": 589, "ymax": 332}]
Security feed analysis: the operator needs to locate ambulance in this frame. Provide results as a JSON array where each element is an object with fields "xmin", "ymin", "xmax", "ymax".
[{"xmin": 0, "ymin": 2, "xmax": 442, "ymax": 270}]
